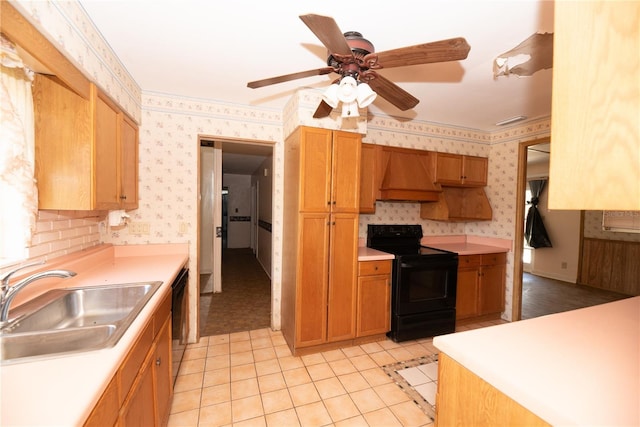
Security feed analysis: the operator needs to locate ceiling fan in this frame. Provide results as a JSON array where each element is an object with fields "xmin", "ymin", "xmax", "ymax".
[{"xmin": 247, "ymin": 14, "xmax": 471, "ymax": 118}]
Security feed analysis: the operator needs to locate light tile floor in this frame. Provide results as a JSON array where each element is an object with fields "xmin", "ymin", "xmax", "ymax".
[{"xmin": 169, "ymin": 319, "xmax": 504, "ymax": 427}]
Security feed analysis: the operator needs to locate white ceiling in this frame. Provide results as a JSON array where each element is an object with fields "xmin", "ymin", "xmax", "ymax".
[{"xmin": 79, "ymin": 0, "xmax": 554, "ymax": 134}]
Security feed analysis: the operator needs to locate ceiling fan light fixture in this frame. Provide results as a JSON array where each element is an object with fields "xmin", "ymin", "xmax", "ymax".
[
  {"xmin": 356, "ymin": 82, "xmax": 377, "ymax": 107},
  {"xmin": 322, "ymin": 83, "xmax": 340, "ymax": 108},
  {"xmin": 341, "ymin": 101, "xmax": 360, "ymax": 118},
  {"xmin": 337, "ymin": 76, "xmax": 358, "ymax": 103}
]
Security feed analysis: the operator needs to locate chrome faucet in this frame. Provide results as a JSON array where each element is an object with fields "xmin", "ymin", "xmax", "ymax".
[{"xmin": 0, "ymin": 261, "xmax": 76, "ymax": 325}]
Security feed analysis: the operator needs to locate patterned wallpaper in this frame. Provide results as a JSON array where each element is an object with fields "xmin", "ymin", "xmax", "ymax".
[
  {"xmin": 14, "ymin": 0, "xmax": 556, "ymax": 331},
  {"xmin": 12, "ymin": 0, "xmax": 141, "ymax": 122}
]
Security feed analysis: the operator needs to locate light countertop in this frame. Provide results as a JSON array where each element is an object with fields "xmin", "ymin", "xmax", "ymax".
[
  {"xmin": 0, "ymin": 244, "xmax": 189, "ymax": 427},
  {"xmin": 358, "ymin": 234, "xmax": 511, "ymax": 259},
  {"xmin": 422, "ymin": 234, "xmax": 511, "ymax": 255},
  {"xmin": 358, "ymin": 246, "xmax": 395, "ymax": 261},
  {"xmin": 433, "ymin": 296, "xmax": 640, "ymax": 426}
]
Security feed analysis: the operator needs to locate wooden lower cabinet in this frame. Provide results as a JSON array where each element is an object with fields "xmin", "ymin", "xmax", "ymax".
[
  {"xmin": 356, "ymin": 260, "xmax": 392, "ymax": 337},
  {"xmin": 436, "ymin": 353, "xmax": 550, "ymax": 426},
  {"xmin": 154, "ymin": 317, "xmax": 173, "ymax": 425},
  {"xmin": 83, "ymin": 290, "xmax": 173, "ymax": 427},
  {"xmin": 456, "ymin": 253, "xmax": 506, "ymax": 321},
  {"xmin": 120, "ymin": 353, "xmax": 155, "ymax": 426}
]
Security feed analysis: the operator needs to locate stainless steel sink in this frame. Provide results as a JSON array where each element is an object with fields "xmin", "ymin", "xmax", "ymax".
[
  {"xmin": 0, "ymin": 281, "xmax": 162, "ymax": 364},
  {"xmin": 1, "ymin": 325, "xmax": 117, "ymax": 362}
]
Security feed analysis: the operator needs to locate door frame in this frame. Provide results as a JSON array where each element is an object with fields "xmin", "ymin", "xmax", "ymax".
[{"xmin": 512, "ymin": 136, "xmax": 550, "ymax": 321}]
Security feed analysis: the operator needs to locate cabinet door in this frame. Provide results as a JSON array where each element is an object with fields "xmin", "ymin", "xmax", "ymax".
[
  {"xmin": 326, "ymin": 213, "xmax": 358, "ymax": 342},
  {"xmin": 462, "ymin": 156, "xmax": 488, "ymax": 186},
  {"xmin": 356, "ymin": 273, "xmax": 390, "ymax": 337},
  {"xmin": 33, "ymin": 74, "xmax": 93, "ymax": 210},
  {"xmin": 120, "ymin": 115, "xmax": 139, "ymax": 209},
  {"xmin": 84, "ymin": 376, "xmax": 118, "ymax": 427},
  {"xmin": 154, "ymin": 317, "xmax": 173, "ymax": 426},
  {"xmin": 456, "ymin": 267, "xmax": 480, "ymax": 319},
  {"xmin": 550, "ymin": 1, "xmax": 640, "ymax": 210},
  {"xmin": 94, "ymin": 93, "xmax": 120, "ymax": 210},
  {"xmin": 359, "ymin": 143, "xmax": 377, "ymax": 214},
  {"xmin": 120, "ymin": 352, "xmax": 156, "ymax": 427},
  {"xmin": 295, "ymin": 213, "xmax": 330, "ymax": 347},
  {"xmin": 478, "ymin": 263, "xmax": 506, "ymax": 315},
  {"xmin": 331, "ymin": 130, "xmax": 361, "ymax": 213},
  {"xmin": 435, "ymin": 153, "xmax": 464, "ymax": 185},
  {"xmin": 299, "ymin": 127, "xmax": 332, "ymax": 213}
]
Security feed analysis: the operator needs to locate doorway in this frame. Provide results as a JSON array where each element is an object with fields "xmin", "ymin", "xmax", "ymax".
[
  {"xmin": 513, "ymin": 138, "xmax": 600, "ymax": 320},
  {"xmin": 513, "ymin": 137, "xmax": 550, "ymax": 320},
  {"xmin": 198, "ymin": 138, "xmax": 274, "ymax": 337}
]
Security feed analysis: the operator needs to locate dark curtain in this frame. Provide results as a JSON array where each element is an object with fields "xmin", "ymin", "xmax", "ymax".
[{"xmin": 525, "ymin": 179, "xmax": 552, "ymax": 248}]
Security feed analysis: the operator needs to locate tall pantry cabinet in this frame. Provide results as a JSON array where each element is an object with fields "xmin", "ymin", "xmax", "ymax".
[{"xmin": 281, "ymin": 126, "xmax": 361, "ymax": 355}]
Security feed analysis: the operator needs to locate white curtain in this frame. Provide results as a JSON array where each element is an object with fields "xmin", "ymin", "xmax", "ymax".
[{"xmin": 0, "ymin": 34, "xmax": 37, "ymax": 259}]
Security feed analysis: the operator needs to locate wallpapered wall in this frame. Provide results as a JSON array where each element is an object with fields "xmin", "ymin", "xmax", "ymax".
[{"xmin": 13, "ymin": 0, "xmax": 553, "ymax": 334}]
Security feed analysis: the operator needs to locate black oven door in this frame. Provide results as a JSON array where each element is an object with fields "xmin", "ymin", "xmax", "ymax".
[{"xmin": 393, "ymin": 255, "xmax": 458, "ymax": 315}]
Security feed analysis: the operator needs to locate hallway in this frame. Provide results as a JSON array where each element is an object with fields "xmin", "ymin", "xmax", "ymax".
[{"xmin": 200, "ymin": 248, "xmax": 271, "ymax": 336}]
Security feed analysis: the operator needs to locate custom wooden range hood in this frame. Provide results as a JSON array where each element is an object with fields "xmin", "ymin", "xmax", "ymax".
[{"xmin": 378, "ymin": 146, "xmax": 442, "ymax": 202}]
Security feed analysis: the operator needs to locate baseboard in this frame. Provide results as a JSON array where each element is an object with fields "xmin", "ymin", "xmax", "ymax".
[{"xmin": 529, "ymin": 270, "xmax": 577, "ymax": 284}]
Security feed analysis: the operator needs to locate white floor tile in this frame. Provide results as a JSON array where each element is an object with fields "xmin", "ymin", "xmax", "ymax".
[
  {"xmin": 397, "ymin": 366, "xmax": 429, "ymax": 386},
  {"xmin": 417, "ymin": 362, "xmax": 439, "ymax": 381},
  {"xmin": 414, "ymin": 381, "xmax": 437, "ymax": 406}
]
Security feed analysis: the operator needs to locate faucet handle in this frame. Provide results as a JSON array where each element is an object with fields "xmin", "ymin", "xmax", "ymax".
[{"xmin": 0, "ymin": 260, "xmax": 46, "ymax": 290}]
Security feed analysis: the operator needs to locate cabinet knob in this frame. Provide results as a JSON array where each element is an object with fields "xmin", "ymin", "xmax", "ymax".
[
  {"xmin": 374, "ymin": 266, "xmax": 378, "ymax": 270},
  {"xmin": 156, "ymin": 357, "xmax": 161, "ymax": 366},
  {"xmin": 120, "ymin": 195, "xmax": 127, "ymax": 200}
]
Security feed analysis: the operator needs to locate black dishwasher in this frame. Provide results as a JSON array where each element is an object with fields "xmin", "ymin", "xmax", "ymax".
[{"xmin": 171, "ymin": 268, "xmax": 188, "ymax": 386}]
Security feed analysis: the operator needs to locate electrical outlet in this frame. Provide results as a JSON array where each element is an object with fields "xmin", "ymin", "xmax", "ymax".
[{"xmin": 129, "ymin": 222, "xmax": 150, "ymax": 235}]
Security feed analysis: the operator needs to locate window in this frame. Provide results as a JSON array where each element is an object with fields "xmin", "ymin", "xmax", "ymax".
[{"xmin": 1, "ymin": 35, "xmax": 37, "ymax": 265}]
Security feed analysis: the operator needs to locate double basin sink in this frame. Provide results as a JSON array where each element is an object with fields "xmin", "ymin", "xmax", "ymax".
[{"xmin": 0, "ymin": 282, "xmax": 162, "ymax": 364}]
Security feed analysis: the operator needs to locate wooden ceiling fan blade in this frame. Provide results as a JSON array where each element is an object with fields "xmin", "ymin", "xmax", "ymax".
[
  {"xmin": 299, "ymin": 14, "xmax": 353, "ymax": 57},
  {"xmin": 247, "ymin": 67, "xmax": 335, "ymax": 89},
  {"xmin": 374, "ymin": 37, "xmax": 471, "ymax": 68},
  {"xmin": 312, "ymin": 100, "xmax": 334, "ymax": 118},
  {"xmin": 367, "ymin": 72, "xmax": 419, "ymax": 111}
]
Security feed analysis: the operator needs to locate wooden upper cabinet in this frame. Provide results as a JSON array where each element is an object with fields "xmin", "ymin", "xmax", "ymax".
[
  {"xmin": 34, "ymin": 75, "xmax": 139, "ymax": 210},
  {"xmin": 299, "ymin": 128, "xmax": 332, "ymax": 213},
  {"xmin": 549, "ymin": 1, "xmax": 640, "ymax": 210},
  {"xmin": 331, "ymin": 131, "xmax": 362, "ymax": 213},
  {"xmin": 434, "ymin": 152, "xmax": 488, "ymax": 187},
  {"xmin": 120, "ymin": 115, "xmax": 139, "ymax": 210},
  {"xmin": 94, "ymin": 92, "xmax": 120, "ymax": 210},
  {"xmin": 359, "ymin": 143, "xmax": 378, "ymax": 213},
  {"xmin": 33, "ymin": 74, "xmax": 93, "ymax": 210},
  {"xmin": 299, "ymin": 127, "xmax": 360, "ymax": 213}
]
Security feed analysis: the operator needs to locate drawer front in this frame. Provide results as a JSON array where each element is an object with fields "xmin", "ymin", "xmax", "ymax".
[
  {"xmin": 458, "ymin": 255, "xmax": 481, "ymax": 269},
  {"xmin": 481, "ymin": 252, "xmax": 507, "ymax": 266},
  {"xmin": 358, "ymin": 260, "xmax": 392, "ymax": 276}
]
